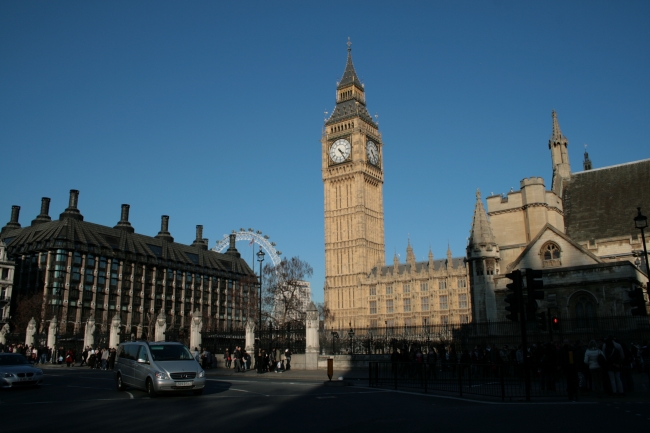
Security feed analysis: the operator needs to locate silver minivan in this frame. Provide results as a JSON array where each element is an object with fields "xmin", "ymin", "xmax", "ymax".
[{"xmin": 115, "ymin": 341, "xmax": 206, "ymax": 396}]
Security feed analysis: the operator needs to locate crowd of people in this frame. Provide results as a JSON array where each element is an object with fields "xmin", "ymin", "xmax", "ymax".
[
  {"xmin": 387, "ymin": 335, "xmax": 650, "ymax": 399},
  {"xmin": 221, "ymin": 346, "xmax": 292, "ymax": 373}
]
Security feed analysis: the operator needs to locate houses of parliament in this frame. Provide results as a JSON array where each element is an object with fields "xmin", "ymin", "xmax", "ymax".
[
  {"xmin": 322, "ymin": 42, "xmax": 649, "ymax": 329},
  {"xmin": 321, "ymin": 42, "xmax": 471, "ymax": 329}
]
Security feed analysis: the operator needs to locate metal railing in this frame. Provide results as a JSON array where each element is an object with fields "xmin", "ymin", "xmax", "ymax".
[
  {"xmin": 368, "ymin": 361, "xmax": 582, "ymax": 401},
  {"xmin": 323, "ymin": 315, "xmax": 650, "ymax": 355}
]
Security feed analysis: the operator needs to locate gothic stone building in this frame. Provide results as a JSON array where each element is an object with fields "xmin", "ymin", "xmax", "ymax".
[
  {"xmin": 468, "ymin": 111, "xmax": 649, "ymax": 322},
  {"xmin": 322, "ymin": 43, "xmax": 471, "ymax": 329},
  {"xmin": 0, "ymin": 190, "xmax": 257, "ymax": 336}
]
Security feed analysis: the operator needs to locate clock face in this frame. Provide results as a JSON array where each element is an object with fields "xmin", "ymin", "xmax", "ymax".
[
  {"xmin": 366, "ymin": 141, "xmax": 379, "ymax": 165},
  {"xmin": 329, "ymin": 139, "xmax": 351, "ymax": 163}
]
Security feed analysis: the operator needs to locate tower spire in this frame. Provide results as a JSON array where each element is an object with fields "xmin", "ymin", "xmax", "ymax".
[
  {"xmin": 549, "ymin": 110, "xmax": 571, "ymax": 195},
  {"xmin": 468, "ymin": 189, "xmax": 497, "ymax": 247},
  {"xmin": 551, "ymin": 110, "xmax": 564, "ymax": 141},
  {"xmin": 583, "ymin": 144, "xmax": 592, "ymax": 171}
]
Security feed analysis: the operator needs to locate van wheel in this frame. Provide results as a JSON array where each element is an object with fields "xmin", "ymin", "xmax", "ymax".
[
  {"xmin": 116, "ymin": 374, "xmax": 125, "ymax": 391},
  {"xmin": 146, "ymin": 378, "xmax": 157, "ymax": 398},
  {"xmin": 193, "ymin": 389, "xmax": 203, "ymax": 396}
]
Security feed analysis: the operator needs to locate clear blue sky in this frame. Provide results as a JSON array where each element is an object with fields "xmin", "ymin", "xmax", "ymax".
[{"xmin": 2, "ymin": 1, "xmax": 649, "ymax": 303}]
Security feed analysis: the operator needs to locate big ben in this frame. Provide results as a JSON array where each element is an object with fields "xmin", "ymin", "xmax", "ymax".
[{"xmin": 322, "ymin": 40, "xmax": 386, "ymax": 328}]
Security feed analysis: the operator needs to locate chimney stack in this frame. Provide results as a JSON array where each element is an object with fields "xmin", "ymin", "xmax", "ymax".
[
  {"xmin": 225, "ymin": 233, "xmax": 240, "ymax": 258},
  {"xmin": 1, "ymin": 205, "xmax": 22, "ymax": 234},
  {"xmin": 191, "ymin": 225, "xmax": 208, "ymax": 250},
  {"xmin": 31, "ymin": 197, "xmax": 52, "ymax": 226},
  {"xmin": 114, "ymin": 204, "xmax": 134, "ymax": 233},
  {"xmin": 59, "ymin": 189, "xmax": 84, "ymax": 221},
  {"xmin": 155, "ymin": 215, "xmax": 174, "ymax": 242}
]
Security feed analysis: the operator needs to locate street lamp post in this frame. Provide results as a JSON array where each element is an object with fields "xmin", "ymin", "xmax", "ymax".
[
  {"xmin": 347, "ymin": 322, "xmax": 355, "ymax": 354},
  {"xmin": 634, "ymin": 207, "xmax": 650, "ymax": 301},
  {"xmin": 256, "ymin": 247, "xmax": 265, "ymax": 341}
]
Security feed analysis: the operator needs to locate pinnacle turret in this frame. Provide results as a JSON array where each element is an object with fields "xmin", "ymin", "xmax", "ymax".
[
  {"xmin": 551, "ymin": 110, "xmax": 566, "ymax": 142},
  {"xmin": 468, "ymin": 189, "xmax": 497, "ymax": 249},
  {"xmin": 406, "ymin": 238, "xmax": 415, "ymax": 264}
]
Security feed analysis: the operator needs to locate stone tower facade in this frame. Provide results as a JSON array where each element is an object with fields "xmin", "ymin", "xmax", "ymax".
[
  {"xmin": 467, "ymin": 190, "xmax": 499, "ymax": 322},
  {"xmin": 322, "ymin": 42, "xmax": 386, "ymax": 326}
]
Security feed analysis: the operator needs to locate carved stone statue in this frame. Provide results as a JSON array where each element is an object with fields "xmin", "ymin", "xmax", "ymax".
[
  {"xmin": 109, "ymin": 313, "xmax": 121, "ymax": 349},
  {"xmin": 25, "ymin": 317, "xmax": 37, "ymax": 347},
  {"xmin": 189, "ymin": 309, "xmax": 203, "ymax": 351},
  {"xmin": 84, "ymin": 316, "xmax": 96, "ymax": 349},
  {"xmin": 245, "ymin": 320, "xmax": 256, "ymax": 353},
  {"xmin": 47, "ymin": 316, "xmax": 58, "ymax": 349},
  {"xmin": 0, "ymin": 323, "xmax": 10, "ymax": 345},
  {"xmin": 154, "ymin": 309, "xmax": 167, "ymax": 342}
]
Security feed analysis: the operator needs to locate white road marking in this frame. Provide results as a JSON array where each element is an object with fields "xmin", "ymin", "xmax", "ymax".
[
  {"xmin": 352, "ymin": 385, "xmax": 597, "ymax": 405},
  {"xmin": 67, "ymin": 385, "xmax": 112, "ymax": 390}
]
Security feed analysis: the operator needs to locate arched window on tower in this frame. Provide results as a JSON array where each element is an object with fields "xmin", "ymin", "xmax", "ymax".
[{"xmin": 541, "ymin": 242, "xmax": 562, "ymax": 268}]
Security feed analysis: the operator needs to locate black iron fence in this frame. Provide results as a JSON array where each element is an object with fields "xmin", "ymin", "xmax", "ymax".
[
  {"xmin": 368, "ymin": 361, "xmax": 585, "ymax": 401},
  {"xmin": 164, "ymin": 327, "xmax": 191, "ymax": 347},
  {"xmin": 256, "ymin": 322, "xmax": 306, "ymax": 355},
  {"xmin": 200, "ymin": 327, "xmax": 244, "ymax": 354},
  {"xmin": 322, "ymin": 315, "xmax": 650, "ymax": 355}
]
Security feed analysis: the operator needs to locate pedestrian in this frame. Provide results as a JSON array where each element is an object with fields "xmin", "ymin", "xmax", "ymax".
[
  {"xmin": 602, "ymin": 336, "xmax": 625, "ymax": 396},
  {"xmin": 193, "ymin": 347, "xmax": 200, "ymax": 362},
  {"xmin": 233, "ymin": 346, "xmax": 242, "ymax": 372},
  {"xmin": 88, "ymin": 349, "xmax": 96, "ymax": 369},
  {"xmin": 269, "ymin": 347, "xmax": 276, "ymax": 372},
  {"xmin": 108, "ymin": 348, "xmax": 116, "ymax": 370},
  {"xmin": 256, "ymin": 349, "xmax": 264, "ymax": 374},
  {"xmin": 583, "ymin": 340, "xmax": 605, "ymax": 394},
  {"xmin": 65, "ymin": 348, "xmax": 74, "ymax": 367},
  {"xmin": 100, "ymin": 346, "xmax": 108, "ymax": 370},
  {"xmin": 426, "ymin": 347, "xmax": 438, "ymax": 379},
  {"xmin": 640, "ymin": 340, "xmax": 650, "ymax": 388},
  {"xmin": 284, "ymin": 349, "xmax": 292, "ymax": 371},
  {"xmin": 224, "ymin": 349, "xmax": 231, "ymax": 368},
  {"xmin": 80, "ymin": 347, "xmax": 88, "ymax": 367}
]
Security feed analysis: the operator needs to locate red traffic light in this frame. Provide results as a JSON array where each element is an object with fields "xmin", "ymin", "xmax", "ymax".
[{"xmin": 552, "ymin": 317, "xmax": 559, "ymax": 324}]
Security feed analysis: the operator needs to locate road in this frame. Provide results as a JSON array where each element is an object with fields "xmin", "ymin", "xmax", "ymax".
[{"xmin": 1, "ymin": 366, "xmax": 649, "ymax": 432}]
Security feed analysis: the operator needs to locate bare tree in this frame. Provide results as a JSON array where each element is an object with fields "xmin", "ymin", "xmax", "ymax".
[
  {"xmin": 262, "ymin": 256, "xmax": 313, "ymax": 326},
  {"xmin": 12, "ymin": 292, "xmax": 43, "ymax": 332}
]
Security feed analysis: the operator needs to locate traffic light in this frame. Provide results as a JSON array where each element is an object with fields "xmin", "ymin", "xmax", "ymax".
[
  {"xmin": 551, "ymin": 316, "xmax": 560, "ymax": 331},
  {"xmin": 525, "ymin": 268, "xmax": 544, "ymax": 315},
  {"xmin": 536, "ymin": 312, "xmax": 547, "ymax": 331},
  {"xmin": 627, "ymin": 287, "xmax": 647, "ymax": 316},
  {"xmin": 505, "ymin": 270, "xmax": 522, "ymax": 322}
]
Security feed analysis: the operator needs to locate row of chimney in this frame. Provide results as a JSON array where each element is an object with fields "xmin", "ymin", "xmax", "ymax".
[{"xmin": 1, "ymin": 189, "xmax": 210, "ymax": 250}]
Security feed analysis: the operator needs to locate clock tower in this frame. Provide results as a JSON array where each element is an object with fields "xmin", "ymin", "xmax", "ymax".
[{"xmin": 322, "ymin": 41, "xmax": 386, "ymax": 327}]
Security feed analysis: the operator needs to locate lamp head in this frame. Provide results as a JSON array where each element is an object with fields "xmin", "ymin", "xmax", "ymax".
[
  {"xmin": 634, "ymin": 207, "xmax": 648, "ymax": 229},
  {"xmin": 256, "ymin": 246, "xmax": 265, "ymax": 262}
]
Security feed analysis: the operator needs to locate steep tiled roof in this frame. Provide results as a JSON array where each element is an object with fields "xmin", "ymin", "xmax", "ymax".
[
  {"xmin": 337, "ymin": 48, "xmax": 363, "ymax": 90},
  {"xmin": 325, "ymin": 45, "xmax": 376, "ymax": 127},
  {"xmin": 0, "ymin": 218, "xmax": 253, "ymax": 276},
  {"xmin": 563, "ymin": 159, "xmax": 650, "ymax": 242}
]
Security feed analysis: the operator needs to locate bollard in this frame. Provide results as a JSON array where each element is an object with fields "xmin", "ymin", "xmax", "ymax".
[{"xmin": 327, "ymin": 358, "xmax": 333, "ymax": 381}]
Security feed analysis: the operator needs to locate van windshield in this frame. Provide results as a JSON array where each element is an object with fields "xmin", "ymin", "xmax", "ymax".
[{"xmin": 148, "ymin": 345, "xmax": 194, "ymax": 361}]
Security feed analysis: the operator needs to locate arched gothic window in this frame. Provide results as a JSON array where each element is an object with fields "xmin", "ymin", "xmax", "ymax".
[{"xmin": 541, "ymin": 242, "xmax": 562, "ymax": 267}]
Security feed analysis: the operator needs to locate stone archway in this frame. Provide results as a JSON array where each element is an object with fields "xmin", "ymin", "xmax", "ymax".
[{"xmin": 567, "ymin": 290, "xmax": 598, "ymax": 327}]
